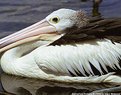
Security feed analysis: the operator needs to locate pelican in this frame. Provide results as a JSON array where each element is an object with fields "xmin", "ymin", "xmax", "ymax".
[
  {"xmin": 1, "ymin": 74, "xmax": 118, "ymax": 94},
  {"xmin": 0, "ymin": 9, "xmax": 121, "ymax": 83}
]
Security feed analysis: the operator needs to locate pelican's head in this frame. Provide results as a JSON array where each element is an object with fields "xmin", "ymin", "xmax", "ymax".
[
  {"xmin": 0, "ymin": 8, "xmax": 88, "ymax": 52},
  {"xmin": 46, "ymin": 9, "xmax": 88, "ymax": 33}
]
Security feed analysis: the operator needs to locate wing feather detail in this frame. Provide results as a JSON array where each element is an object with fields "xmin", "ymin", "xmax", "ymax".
[
  {"xmin": 36, "ymin": 17, "xmax": 121, "ymax": 77},
  {"xmin": 89, "ymin": 58, "xmax": 103, "ymax": 75},
  {"xmin": 51, "ymin": 17, "xmax": 121, "ymax": 46},
  {"xmin": 35, "ymin": 39, "xmax": 121, "ymax": 77}
]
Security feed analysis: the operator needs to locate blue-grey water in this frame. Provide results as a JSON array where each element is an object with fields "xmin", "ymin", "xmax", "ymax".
[{"xmin": 0, "ymin": 0, "xmax": 121, "ymax": 94}]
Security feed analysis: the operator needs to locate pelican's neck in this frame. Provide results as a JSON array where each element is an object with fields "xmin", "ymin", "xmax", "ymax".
[
  {"xmin": 0, "ymin": 34, "xmax": 63, "ymax": 63},
  {"xmin": 0, "ymin": 40, "xmax": 52, "ymax": 77},
  {"xmin": 1, "ymin": 41, "xmax": 39, "ymax": 61},
  {"xmin": 1, "ymin": 40, "xmax": 51, "ymax": 62}
]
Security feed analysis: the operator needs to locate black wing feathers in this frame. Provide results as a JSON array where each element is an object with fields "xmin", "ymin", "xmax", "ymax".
[{"xmin": 51, "ymin": 17, "xmax": 121, "ymax": 45}]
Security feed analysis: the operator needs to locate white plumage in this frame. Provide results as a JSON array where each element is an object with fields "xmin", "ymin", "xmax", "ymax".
[
  {"xmin": 0, "ymin": 9, "xmax": 121, "ymax": 83},
  {"xmin": 1, "ymin": 38, "xmax": 121, "ymax": 83}
]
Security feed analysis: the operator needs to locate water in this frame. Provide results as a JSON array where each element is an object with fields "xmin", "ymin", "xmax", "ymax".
[
  {"xmin": 0, "ymin": 0, "xmax": 121, "ymax": 35},
  {"xmin": 0, "ymin": 0, "xmax": 121, "ymax": 94}
]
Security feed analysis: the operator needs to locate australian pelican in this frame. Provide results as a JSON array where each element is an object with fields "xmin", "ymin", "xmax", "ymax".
[{"xmin": 0, "ymin": 9, "xmax": 121, "ymax": 83}]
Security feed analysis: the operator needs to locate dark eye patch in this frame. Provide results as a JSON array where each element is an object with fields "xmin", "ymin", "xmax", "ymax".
[{"xmin": 52, "ymin": 17, "xmax": 59, "ymax": 23}]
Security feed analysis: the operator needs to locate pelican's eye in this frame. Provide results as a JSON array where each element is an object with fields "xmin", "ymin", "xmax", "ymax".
[{"xmin": 50, "ymin": 17, "xmax": 60, "ymax": 24}]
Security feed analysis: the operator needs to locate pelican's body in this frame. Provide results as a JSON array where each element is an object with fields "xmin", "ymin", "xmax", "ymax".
[{"xmin": 1, "ymin": 9, "xmax": 121, "ymax": 83}]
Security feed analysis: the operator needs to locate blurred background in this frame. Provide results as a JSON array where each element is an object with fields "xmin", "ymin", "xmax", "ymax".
[{"xmin": 0, "ymin": 0, "xmax": 121, "ymax": 36}]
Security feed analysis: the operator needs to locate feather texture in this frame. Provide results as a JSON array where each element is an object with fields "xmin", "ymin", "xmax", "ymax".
[
  {"xmin": 34, "ymin": 39, "xmax": 121, "ymax": 77},
  {"xmin": 1, "ymin": 9, "xmax": 121, "ymax": 83}
]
